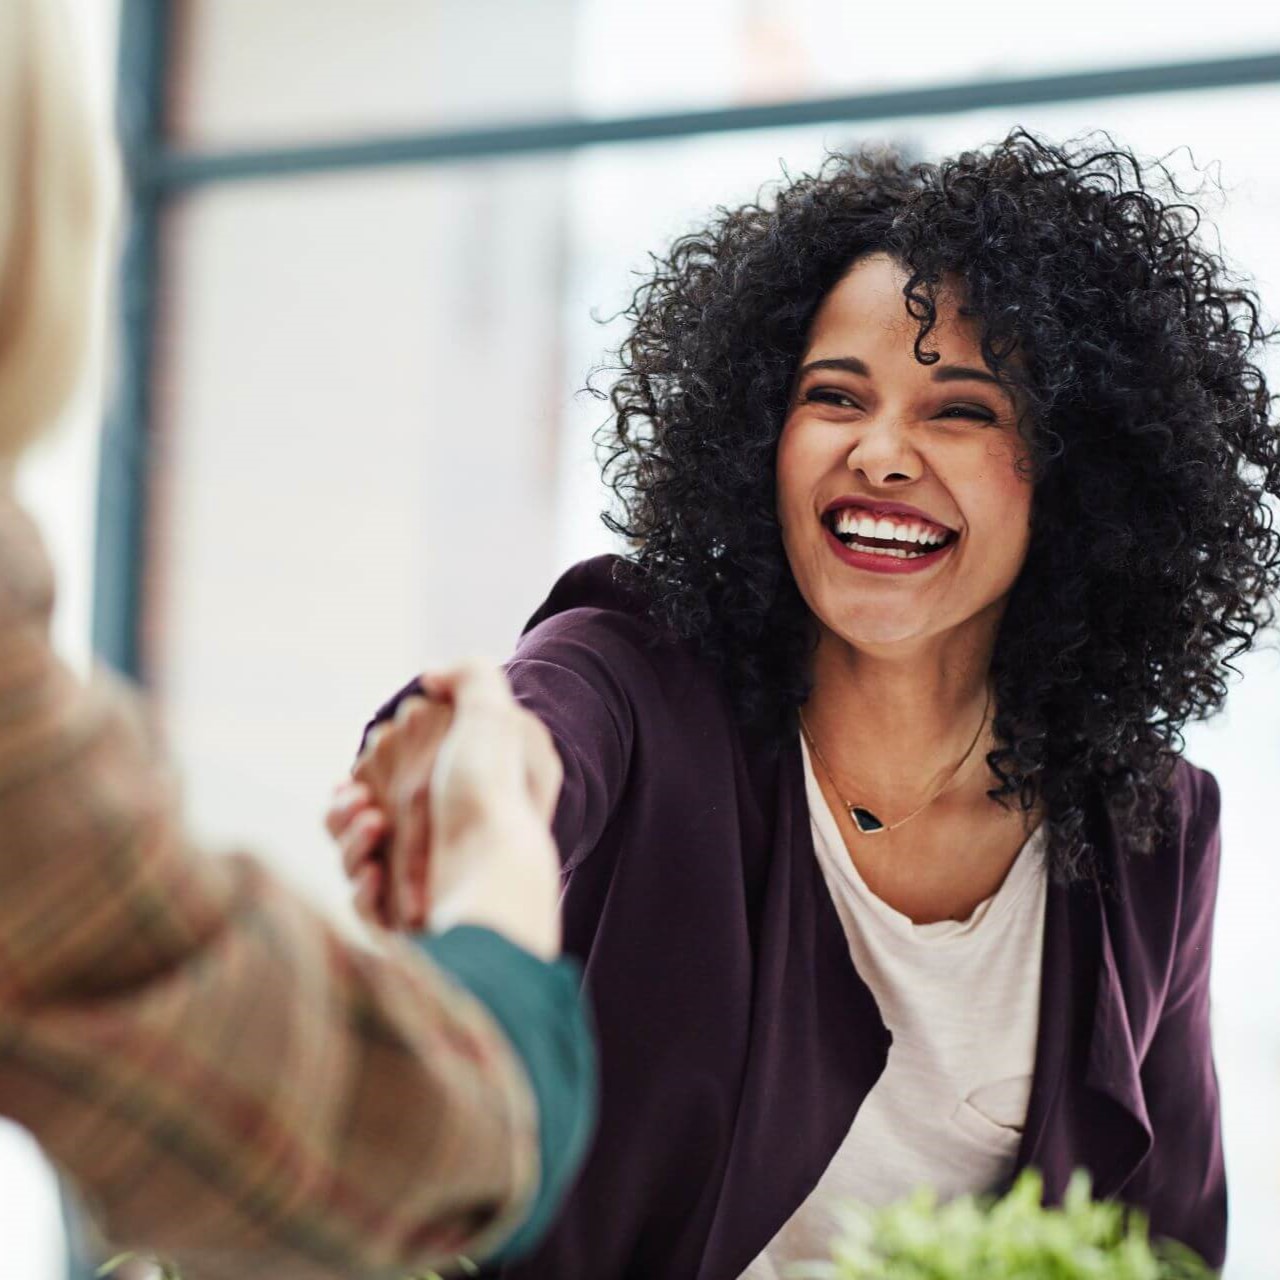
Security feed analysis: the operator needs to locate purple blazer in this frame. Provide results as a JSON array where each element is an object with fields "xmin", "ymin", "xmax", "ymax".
[{"xmin": 374, "ymin": 555, "xmax": 1226, "ymax": 1279}]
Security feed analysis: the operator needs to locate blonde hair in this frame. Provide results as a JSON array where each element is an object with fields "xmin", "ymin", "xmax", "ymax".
[{"xmin": 0, "ymin": 0, "xmax": 110, "ymax": 460}]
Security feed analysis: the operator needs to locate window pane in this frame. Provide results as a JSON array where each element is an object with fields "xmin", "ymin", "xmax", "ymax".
[
  {"xmin": 150, "ymin": 157, "xmax": 574, "ymax": 915},
  {"xmin": 170, "ymin": 0, "xmax": 1280, "ymax": 149},
  {"xmin": 579, "ymin": 0, "xmax": 1280, "ymax": 118},
  {"xmin": 171, "ymin": 0, "xmax": 579, "ymax": 147}
]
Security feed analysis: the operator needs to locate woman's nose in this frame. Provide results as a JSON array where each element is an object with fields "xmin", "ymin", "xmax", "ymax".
[{"xmin": 844, "ymin": 415, "xmax": 922, "ymax": 487}]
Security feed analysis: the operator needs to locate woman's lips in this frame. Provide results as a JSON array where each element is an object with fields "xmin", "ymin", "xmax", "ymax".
[
  {"xmin": 822, "ymin": 522, "xmax": 956, "ymax": 575},
  {"xmin": 821, "ymin": 496, "xmax": 956, "ymax": 534}
]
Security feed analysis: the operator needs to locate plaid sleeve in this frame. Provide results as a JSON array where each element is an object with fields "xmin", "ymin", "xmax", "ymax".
[{"xmin": 0, "ymin": 498, "xmax": 541, "ymax": 1280}]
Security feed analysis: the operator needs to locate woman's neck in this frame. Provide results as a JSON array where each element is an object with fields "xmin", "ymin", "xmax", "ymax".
[{"xmin": 803, "ymin": 625, "xmax": 997, "ymax": 811}]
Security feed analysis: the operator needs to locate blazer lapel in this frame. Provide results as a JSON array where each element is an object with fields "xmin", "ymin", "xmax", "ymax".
[
  {"xmin": 1083, "ymin": 900, "xmax": 1153, "ymax": 1197},
  {"xmin": 1014, "ymin": 820, "xmax": 1153, "ymax": 1203},
  {"xmin": 696, "ymin": 740, "xmax": 891, "ymax": 1280},
  {"xmin": 1008, "ymin": 864, "xmax": 1077, "ymax": 1195}
]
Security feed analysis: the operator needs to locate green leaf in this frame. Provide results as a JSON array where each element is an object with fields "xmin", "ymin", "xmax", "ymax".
[
  {"xmin": 798, "ymin": 1169, "xmax": 1216, "ymax": 1280},
  {"xmin": 95, "ymin": 1257, "xmax": 139, "ymax": 1278}
]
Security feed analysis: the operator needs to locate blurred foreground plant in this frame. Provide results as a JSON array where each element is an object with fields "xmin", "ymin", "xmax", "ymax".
[
  {"xmin": 96, "ymin": 1176, "xmax": 1216, "ymax": 1280},
  {"xmin": 788, "ymin": 1170, "xmax": 1216, "ymax": 1280}
]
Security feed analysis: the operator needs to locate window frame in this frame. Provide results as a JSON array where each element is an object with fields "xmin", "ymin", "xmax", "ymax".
[{"xmin": 91, "ymin": 2, "xmax": 1280, "ymax": 678}]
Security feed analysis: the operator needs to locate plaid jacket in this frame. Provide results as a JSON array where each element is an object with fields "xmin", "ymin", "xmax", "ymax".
[{"xmin": 0, "ymin": 494, "xmax": 540, "ymax": 1279}]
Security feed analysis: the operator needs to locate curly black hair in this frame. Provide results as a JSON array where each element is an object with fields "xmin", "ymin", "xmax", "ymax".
[{"xmin": 596, "ymin": 129, "xmax": 1280, "ymax": 882}]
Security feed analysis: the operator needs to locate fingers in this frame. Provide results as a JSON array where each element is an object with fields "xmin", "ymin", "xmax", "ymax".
[
  {"xmin": 420, "ymin": 661, "xmax": 511, "ymax": 711},
  {"xmin": 324, "ymin": 780, "xmax": 374, "ymax": 839},
  {"xmin": 340, "ymin": 807, "xmax": 388, "ymax": 876},
  {"xmin": 387, "ymin": 698, "xmax": 452, "ymax": 930},
  {"xmin": 352, "ymin": 861, "xmax": 386, "ymax": 929},
  {"xmin": 388, "ymin": 815, "xmax": 430, "ymax": 931},
  {"xmin": 349, "ymin": 666, "xmax": 557, "ymax": 937},
  {"xmin": 327, "ymin": 780, "xmax": 389, "ymax": 888},
  {"xmin": 424, "ymin": 661, "xmax": 562, "ymax": 826},
  {"xmin": 343, "ymin": 693, "xmax": 454, "ymax": 933}
]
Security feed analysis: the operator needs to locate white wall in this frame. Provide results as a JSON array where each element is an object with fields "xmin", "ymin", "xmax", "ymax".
[{"xmin": 150, "ymin": 0, "xmax": 578, "ymax": 925}]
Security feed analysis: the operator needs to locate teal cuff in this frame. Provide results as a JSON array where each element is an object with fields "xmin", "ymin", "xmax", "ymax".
[{"xmin": 416, "ymin": 926, "xmax": 596, "ymax": 1263}]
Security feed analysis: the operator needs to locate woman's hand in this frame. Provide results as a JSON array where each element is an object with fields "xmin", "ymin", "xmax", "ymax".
[
  {"xmin": 326, "ymin": 693, "xmax": 443, "ymax": 932},
  {"xmin": 325, "ymin": 664, "xmax": 564, "ymax": 956}
]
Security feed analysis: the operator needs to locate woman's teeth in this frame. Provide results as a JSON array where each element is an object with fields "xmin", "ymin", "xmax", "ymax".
[
  {"xmin": 847, "ymin": 543, "xmax": 930, "ymax": 559},
  {"xmin": 828, "ymin": 509, "xmax": 952, "ymax": 557}
]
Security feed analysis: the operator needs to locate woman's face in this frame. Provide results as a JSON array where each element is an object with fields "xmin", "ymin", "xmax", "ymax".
[{"xmin": 776, "ymin": 253, "xmax": 1033, "ymax": 657}]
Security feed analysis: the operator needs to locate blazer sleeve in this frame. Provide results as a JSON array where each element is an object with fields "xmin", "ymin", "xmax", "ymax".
[
  {"xmin": 1134, "ymin": 765, "xmax": 1228, "ymax": 1269},
  {"xmin": 0, "ymin": 498, "xmax": 591, "ymax": 1280},
  {"xmin": 505, "ymin": 610, "xmax": 637, "ymax": 874}
]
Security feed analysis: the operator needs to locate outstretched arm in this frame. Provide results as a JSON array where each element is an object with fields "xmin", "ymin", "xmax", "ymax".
[{"xmin": 0, "ymin": 496, "xmax": 594, "ymax": 1280}]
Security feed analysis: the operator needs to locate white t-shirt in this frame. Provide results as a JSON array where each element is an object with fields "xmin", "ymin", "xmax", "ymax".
[{"xmin": 740, "ymin": 738, "xmax": 1048, "ymax": 1280}]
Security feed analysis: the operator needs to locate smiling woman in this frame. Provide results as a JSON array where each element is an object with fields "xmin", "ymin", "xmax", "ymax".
[
  {"xmin": 340, "ymin": 131, "xmax": 1280, "ymax": 1279},
  {"xmin": 778, "ymin": 256, "xmax": 1033, "ymax": 860},
  {"xmin": 778, "ymin": 256, "xmax": 1032, "ymax": 650}
]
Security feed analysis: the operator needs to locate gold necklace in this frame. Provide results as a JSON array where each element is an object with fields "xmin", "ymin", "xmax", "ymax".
[{"xmin": 799, "ymin": 687, "xmax": 992, "ymax": 836}]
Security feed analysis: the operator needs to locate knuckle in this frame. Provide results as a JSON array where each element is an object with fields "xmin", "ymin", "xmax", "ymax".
[
  {"xmin": 421, "ymin": 704, "xmax": 452, "ymax": 740},
  {"xmin": 405, "ymin": 776, "xmax": 433, "ymax": 809},
  {"xmin": 352, "ymin": 877, "xmax": 373, "ymax": 912},
  {"xmin": 395, "ymin": 696, "xmax": 430, "ymax": 727},
  {"xmin": 340, "ymin": 840, "xmax": 365, "ymax": 876}
]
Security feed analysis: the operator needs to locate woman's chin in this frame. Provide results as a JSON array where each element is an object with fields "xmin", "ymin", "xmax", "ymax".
[
  {"xmin": 817, "ymin": 606, "xmax": 941, "ymax": 654},
  {"xmin": 813, "ymin": 584, "xmax": 1012, "ymax": 660}
]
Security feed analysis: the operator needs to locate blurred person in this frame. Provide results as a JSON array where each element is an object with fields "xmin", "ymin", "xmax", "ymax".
[
  {"xmin": 336, "ymin": 133, "xmax": 1280, "ymax": 1277},
  {"xmin": 0, "ymin": 1, "xmax": 594, "ymax": 1277}
]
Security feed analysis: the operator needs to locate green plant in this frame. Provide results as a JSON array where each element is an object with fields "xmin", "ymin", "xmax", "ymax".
[{"xmin": 788, "ymin": 1170, "xmax": 1217, "ymax": 1280}]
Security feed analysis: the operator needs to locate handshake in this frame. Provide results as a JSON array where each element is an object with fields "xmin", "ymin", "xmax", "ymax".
[{"xmin": 326, "ymin": 664, "xmax": 566, "ymax": 959}]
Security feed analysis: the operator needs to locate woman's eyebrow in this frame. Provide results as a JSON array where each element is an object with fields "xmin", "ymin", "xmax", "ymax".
[
  {"xmin": 796, "ymin": 357, "xmax": 1001, "ymax": 387},
  {"xmin": 796, "ymin": 357, "xmax": 869, "ymax": 379},
  {"xmin": 931, "ymin": 363, "xmax": 1001, "ymax": 386}
]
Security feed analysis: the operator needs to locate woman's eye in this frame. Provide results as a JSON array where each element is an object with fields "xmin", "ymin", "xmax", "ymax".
[
  {"xmin": 938, "ymin": 404, "xmax": 997, "ymax": 424},
  {"xmin": 804, "ymin": 387, "xmax": 858, "ymax": 408}
]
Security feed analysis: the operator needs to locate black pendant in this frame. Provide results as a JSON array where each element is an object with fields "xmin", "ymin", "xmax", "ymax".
[{"xmin": 849, "ymin": 806, "xmax": 886, "ymax": 835}]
